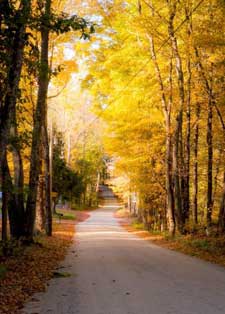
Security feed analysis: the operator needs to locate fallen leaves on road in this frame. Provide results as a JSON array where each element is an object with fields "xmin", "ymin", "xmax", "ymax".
[{"xmin": 0, "ymin": 214, "xmax": 84, "ymax": 314}]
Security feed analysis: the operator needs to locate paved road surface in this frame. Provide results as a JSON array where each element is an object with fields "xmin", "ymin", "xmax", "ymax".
[{"xmin": 23, "ymin": 185, "xmax": 225, "ymax": 314}]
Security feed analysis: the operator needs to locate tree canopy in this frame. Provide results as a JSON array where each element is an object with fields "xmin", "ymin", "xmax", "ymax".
[{"xmin": 1, "ymin": 0, "xmax": 225, "ymax": 244}]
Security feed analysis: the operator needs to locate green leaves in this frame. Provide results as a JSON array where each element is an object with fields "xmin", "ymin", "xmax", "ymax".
[
  {"xmin": 52, "ymin": 14, "xmax": 94, "ymax": 39},
  {"xmin": 52, "ymin": 132, "xmax": 85, "ymax": 201},
  {"xmin": 29, "ymin": 11, "xmax": 94, "ymax": 38}
]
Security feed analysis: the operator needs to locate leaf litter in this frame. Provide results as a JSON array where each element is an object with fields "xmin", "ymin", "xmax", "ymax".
[{"xmin": 0, "ymin": 220, "xmax": 75, "ymax": 314}]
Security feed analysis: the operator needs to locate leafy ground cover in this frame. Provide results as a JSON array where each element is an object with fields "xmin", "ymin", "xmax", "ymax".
[
  {"xmin": 117, "ymin": 209, "xmax": 225, "ymax": 268},
  {"xmin": 0, "ymin": 211, "xmax": 90, "ymax": 314}
]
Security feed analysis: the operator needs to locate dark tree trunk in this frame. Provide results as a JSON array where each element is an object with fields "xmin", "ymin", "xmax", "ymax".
[
  {"xmin": 10, "ymin": 110, "xmax": 25, "ymax": 235},
  {"xmin": 183, "ymin": 5, "xmax": 192, "ymax": 224},
  {"xmin": 2, "ymin": 155, "xmax": 24, "ymax": 238},
  {"xmin": 173, "ymin": 116, "xmax": 183, "ymax": 232},
  {"xmin": 212, "ymin": 148, "xmax": 222, "ymax": 209},
  {"xmin": 193, "ymin": 103, "xmax": 200, "ymax": 224},
  {"xmin": 1, "ymin": 191, "xmax": 8, "ymax": 242},
  {"xmin": 148, "ymin": 34, "xmax": 175, "ymax": 236},
  {"xmin": 218, "ymin": 172, "xmax": 225, "ymax": 233},
  {"xmin": 0, "ymin": 0, "xmax": 30, "ymax": 239},
  {"xmin": 194, "ymin": 47, "xmax": 214, "ymax": 228},
  {"xmin": 213, "ymin": 104, "xmax": 225, "ymax": 233},
  {"xmin": 168, "ymin": 2, "xmax": 186, "ymax": 233},
  {"xmin": 1, "ymin": 156, "xmax": 8, "ymax": 241},
  {"xmin": 12, "ymin": 146, "xmax": 25, "ymax": 222},
  {"xmin": 43, "ymin": 124, "xmax": 52, "ymax": 236},
  {"xmin": 166, "ymin": 58, "xmax": 176, "ymax": 236},
  {"xmin": 183, "ymin": 76, "xmax": 191, "ymax": 223},
  {"xmin": 0, "ymin": 32, "xmax": 23, "ymax": 166},
  {"xmin": 207, "ymin": 93, "xmax": 213, "ymax": 227},
  {"xmin": 25, "ymin": 0, "xmax": 51, "ymax": 240}
]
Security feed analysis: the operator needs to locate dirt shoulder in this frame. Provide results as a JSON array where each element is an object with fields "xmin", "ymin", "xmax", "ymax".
[
  {"xmin": 0, "ymin": 210, "xmax": 90, "ymax": 314},
  {"xmin": 116, "ymin": 209, "xmax": 225, "ymax": 268}
]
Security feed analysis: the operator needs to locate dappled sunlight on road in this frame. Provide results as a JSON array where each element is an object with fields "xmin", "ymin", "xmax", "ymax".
[
  {"xmin": 76, "ymin": 230, "xmax": 146, "ymax": 239},
  {"xmin": 98, "ymin": 204, "xmax": 121, "ymax": 209},
  {"xmin": 22, "ymin": 185, "xmax": 225, "ymax": 314}
]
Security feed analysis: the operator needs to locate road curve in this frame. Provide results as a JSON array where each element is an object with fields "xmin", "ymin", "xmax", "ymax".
[{"xmin": 23, "ymin": 185, "xmax": 225, "ymax": 314}]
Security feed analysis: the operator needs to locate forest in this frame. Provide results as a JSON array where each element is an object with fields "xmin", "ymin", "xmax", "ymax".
[
  {"xmin": 0, "ymin": 0, "xmax": 105, "ymax": 247},
  {"xmin": 1, "ymin": 0, "xmax": 225, "ymax": 313},
  {"xmin": 85, "ymin": 0, "xmax": 225, "ymax": 236},
  {"xmin": 1, "ymin": 0, "xmax": 225, "ymax": 250}
]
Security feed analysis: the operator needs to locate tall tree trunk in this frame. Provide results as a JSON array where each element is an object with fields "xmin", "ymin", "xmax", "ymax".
[
  {"xmin": 1, "ymin": 155, "xmax": 8, "ymax": 242},
  {"xmin": 25, "ymin": 0, "xmax": 51, "ymax": 240},
  {"xmin": 0, "ymin": 2, "xmax": 28, "ymax": 166},
  {"xmin": 173, "ymin": 119, "xmax": 183, "ymax": 232},
  {"xmin": 2, "ymin": 154, "xmax": 23, "ymax": 238},
  {"xmin": 10, "ymin": 108, "xmax": 25, "ymax": 235},
  {"xmin": 43, "ymin": 123, "xmax": 52, "ymax": 236},
  {"xmin": 1, "ymin": 151, "xmax": 25, "ymax": 239},
  {"xmin": 207, "ymin": 90, "xmax": 213, "ymax": 227},
  {"xmin": 218, "ymin": 172, "xmax": 225, "ymax": 233},
  {"xmin": 194, "ymin": 47, "xmax": 214, "ymax": 227},
  {"xmin": 183, "ymin": 3, "xmax": 192, "ymax": 224},
  {"xmin": 195, "ymin": 44, "xmax": 225, "ymax": 231},
  {"xmin": 184, "ymin": 71, "xmax": 191, "ymax": 223},
  {"xmin": 167, "ymin": 56, "xmax": 176, "ymax": 236},
  {"xmin": 36, "ymin": 173, "xmax": 45, "ymax": 232},
  {"xmin": 168, "ymin": 3, "xmax": 185, "ymax": 232},
  {"xmin": 49, "ymin": 120, "xmax": 53, "ymax": 211},
  {"xmin": 193, "ymin": 103, "xmax": 200, "ymax": 224},
  {"xmin": 0, "ymin": 0, "xmax": 30, "ymax": 239},
  {"xmin": 212, "ymin": 148, "xmax": 222, "ymax": 209},
  {"xmin": 148, "ymin": 34, "xmax": 175, "ymax": 236},
  {"xmin": 213, "ymin": 105, "xmax": 225, "ymax": 233},
  {"xmin": 1, "ymin": 192, "xmax": 8, "ymax": 242},
  {"xmin": 35, "ymin": 139, "xmax": 46, "ymax": 233}
]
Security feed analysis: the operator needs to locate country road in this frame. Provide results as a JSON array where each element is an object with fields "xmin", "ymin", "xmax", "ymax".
[{"xmin": 23, "ymin": 185, "xmax": 225, "ymax": 314}]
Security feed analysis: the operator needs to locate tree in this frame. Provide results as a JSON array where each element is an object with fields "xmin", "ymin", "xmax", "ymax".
[
  {"xmin": 83, "ymin": 0, "xmax": 225, "ymax": 235},
  {"xmin": 0, "ymin": 0, "xmax": 93, "ymax": 242},
  {"xmin": 52, "ymin": 131, "xmax": 84, "ymax": 208}
]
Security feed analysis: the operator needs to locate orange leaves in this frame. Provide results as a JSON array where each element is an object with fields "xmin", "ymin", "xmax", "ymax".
[{"xmin": 0, "ymin": 220, "xmax": 75, "ymax": 314}]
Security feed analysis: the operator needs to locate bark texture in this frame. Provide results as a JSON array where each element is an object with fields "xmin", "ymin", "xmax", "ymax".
[{"xmin": 25, "ymin": 0, "xmax": 51, "ymax": 239}]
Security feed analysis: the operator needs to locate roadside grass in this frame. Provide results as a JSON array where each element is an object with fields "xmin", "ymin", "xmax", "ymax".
[
  {"xmin": 117, "ymin": 209, "xmax": 225, "ymax": 268},
  {"xmin": 53, "ymin": 203, "xmax": 97, "ymax": 221},
  {"xmin": 53, "ymin": 208, "xmax": 76, "ymax": 220}
]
